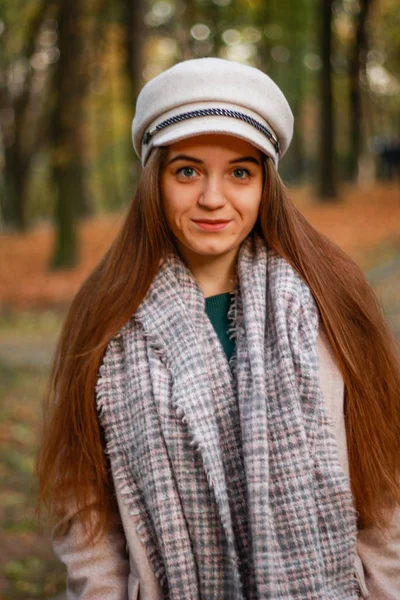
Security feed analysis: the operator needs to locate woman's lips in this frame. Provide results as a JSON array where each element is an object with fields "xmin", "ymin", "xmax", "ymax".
[{"xmin": 192, "ymin": 220, "xmax": 231, "ymax": 232}]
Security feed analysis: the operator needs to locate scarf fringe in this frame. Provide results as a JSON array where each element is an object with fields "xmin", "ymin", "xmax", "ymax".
[
  {"xmin": 139, "ymin": 305, "xmax": 245, "ymax": 595},
  {"xmin": 227, "ymin": 290, "xmax": 239, "ymax": 376},
  {"xmin": 96, "ymin": 335, "xmax": 170, "ymax": 595},
  {"xmin": 97, "ymin": 325, "xmax": 243, "ymax": 595},
  {"xmin": 139, "ymin": 326, "xmax": 208, "ymax": 463}
]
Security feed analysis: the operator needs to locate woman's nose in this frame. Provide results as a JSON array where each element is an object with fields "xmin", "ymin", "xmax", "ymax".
[{"xmin": 197, "ymin": 176, "xmax": 227, "ymax": 208}]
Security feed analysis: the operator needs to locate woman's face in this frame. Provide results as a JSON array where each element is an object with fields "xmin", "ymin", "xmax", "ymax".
[{"xmin": 161, "ymin": 134, "xmax": 264, "ymax": 265}]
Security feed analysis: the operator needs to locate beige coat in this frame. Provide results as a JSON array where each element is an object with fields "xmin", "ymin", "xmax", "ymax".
[{"xmin": 53, "ymin": 326, "xmax": 400, "ymax": 599}]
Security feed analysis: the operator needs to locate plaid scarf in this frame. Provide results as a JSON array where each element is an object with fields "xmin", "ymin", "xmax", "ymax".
[{"xmin": 96, "ymin": 234, "xmax": 360, "ymax": 599}]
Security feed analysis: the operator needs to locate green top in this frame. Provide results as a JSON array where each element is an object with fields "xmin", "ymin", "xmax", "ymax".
[{"xmin": 205, "ymin": 292, "xmax": 235, "ymax": 362}]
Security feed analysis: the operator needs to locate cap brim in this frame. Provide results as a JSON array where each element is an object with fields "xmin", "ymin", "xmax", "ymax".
[{"xmin": 142, "ymin": 116, "xmax": 278, "ymax": 166}]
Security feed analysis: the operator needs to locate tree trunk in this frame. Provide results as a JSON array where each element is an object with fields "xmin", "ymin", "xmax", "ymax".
[
  {"xmin": 122, "ymin": 0, "xmax": 145, "ymax": 105},
  {"xmin": 349, "ymin": 0, "xmax": 373, "ymax": 180},
  {"xmin": 51, "ymin": 165, "xmax": 79, "ymax": 268},
  {"xmin": 318, "ymin": 0, "xmax": 337, "ymax": 199},
  {"xmin": 0, "ymin": 0, "xmax": 50, "ymax": 230},
  {"xmin": 120, "ymin": 0, "xmax": 146, "ymax": 186},
  {"xmin": 50, "ymin": 0, "xmax": 90, "ymax": 269},
  {"xmin": 2, "ymin": 141, "xmax": 29, "ymax": 230}
]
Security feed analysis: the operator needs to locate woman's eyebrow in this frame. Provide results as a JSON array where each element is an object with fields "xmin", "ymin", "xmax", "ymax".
[
  {"xmin": 167, "ymin": 154, "xmax": 261, "ymax": 165},
  {"xmin": 167, "ymin": 154, "xmax": 203, "ymax": 165},
  {"xmin": 230, "ymin": 156, "xmax": 260, "ymax": 165}
]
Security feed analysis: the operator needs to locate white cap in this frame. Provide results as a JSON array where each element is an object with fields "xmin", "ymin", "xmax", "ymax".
[{"xmin": 132, "ymin": 57, "xmax": 294, "ymax": 167}]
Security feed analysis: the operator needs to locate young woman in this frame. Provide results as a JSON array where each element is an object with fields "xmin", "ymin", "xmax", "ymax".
[{"xmin": 37, "ymin": 58, "xmax": 400, "ymax": 599}]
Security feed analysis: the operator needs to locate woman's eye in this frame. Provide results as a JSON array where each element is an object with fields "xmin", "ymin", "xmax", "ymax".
[
  {"xmin": 232, "ymin": 167, "xmax": 250, "ymax": 179},
  {"xmin": 177, "ymin": 166, "xmax": 196, "ymax": 178}
]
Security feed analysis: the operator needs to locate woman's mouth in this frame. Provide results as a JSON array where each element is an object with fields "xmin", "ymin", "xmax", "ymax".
[{"xmin": 192, "ymin": 219, "xmax": 231, "ymax": 232}]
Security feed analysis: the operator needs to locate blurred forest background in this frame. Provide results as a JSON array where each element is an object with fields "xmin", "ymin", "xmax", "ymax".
[
  {"xmin": 0, "ymin": 0, "xmax": 399, "ymax": 598},
  {"xmin": 0, "ymin": 0, "xmax": 399, "ymax": 264}
]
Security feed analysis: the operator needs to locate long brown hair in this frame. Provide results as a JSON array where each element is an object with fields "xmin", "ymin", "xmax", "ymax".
[{"xmin": 37, "ymin": 148, "xmax": 400, "ymax": 537}]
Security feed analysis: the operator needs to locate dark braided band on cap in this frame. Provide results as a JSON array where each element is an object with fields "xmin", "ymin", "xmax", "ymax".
[{"xmin": 142, "ymin": 107, "xmax": 281, "ymax": 154}]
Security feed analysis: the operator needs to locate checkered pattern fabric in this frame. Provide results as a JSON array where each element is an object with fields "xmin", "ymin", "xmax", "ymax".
[{"xmin": 96, "ymin": 233, "xmax": 360, "ymax": 599}]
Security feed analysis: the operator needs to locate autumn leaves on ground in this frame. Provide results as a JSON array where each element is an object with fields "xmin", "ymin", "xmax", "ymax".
[{"xmin": 0, "ymin": 182, "xmax": 399, "ymax": 599}]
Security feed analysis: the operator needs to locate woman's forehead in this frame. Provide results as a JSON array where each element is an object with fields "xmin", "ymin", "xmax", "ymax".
[{"xmin": 166, "ymin": 134, "xmax": 261, "ymax": 159}]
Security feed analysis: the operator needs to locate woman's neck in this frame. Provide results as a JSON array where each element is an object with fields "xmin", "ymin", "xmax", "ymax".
[{"xmin": 178, "ymin": 246, "xmax": 238, "ymax": 298}]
